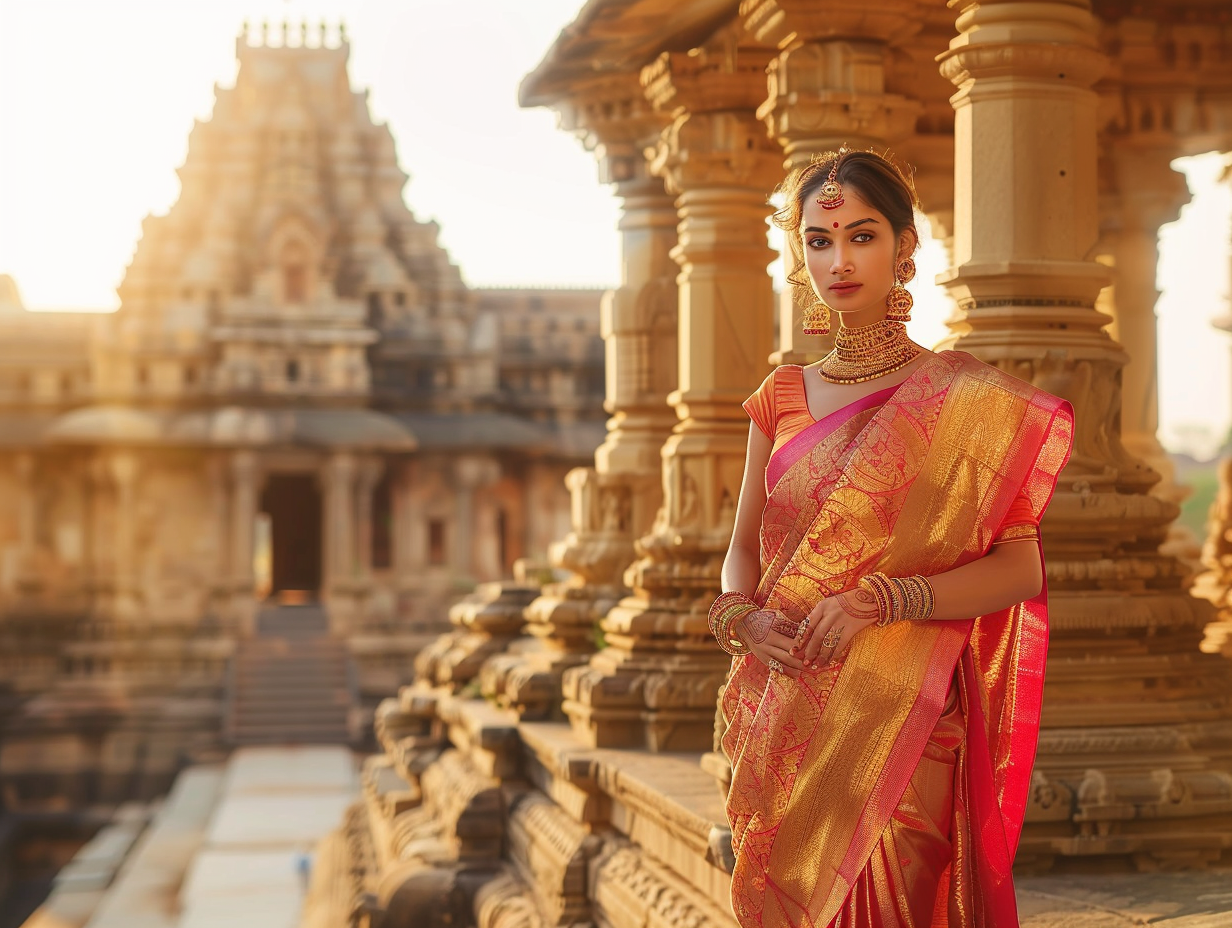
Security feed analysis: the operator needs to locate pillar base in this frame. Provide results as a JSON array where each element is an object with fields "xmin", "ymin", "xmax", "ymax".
[
  {"xmin": 561, "ymin": 590, "xmax": 731, "ymax": 752},
  {"xmin": 480, "ymin": 583, "xmax": 616, "ymax": 720},
  {"xmin": 413, "ymin": 583, "xmax": 537, "ymax": 689}
]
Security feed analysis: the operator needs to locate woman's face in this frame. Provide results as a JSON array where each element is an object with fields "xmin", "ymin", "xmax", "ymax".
[{"xmin": 799, "ymin": 186, "xmax": 914, "ymax": 329}]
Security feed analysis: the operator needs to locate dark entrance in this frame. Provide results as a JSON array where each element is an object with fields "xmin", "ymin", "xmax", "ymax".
[{"xmin": 259, "ymin": 474, "xmax": 323, "ymax": 597}]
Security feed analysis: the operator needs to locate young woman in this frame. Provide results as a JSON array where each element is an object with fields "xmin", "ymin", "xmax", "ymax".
[{"xmin": 710, "ymin": 149, "xmax": 1073, "ymax": 927}]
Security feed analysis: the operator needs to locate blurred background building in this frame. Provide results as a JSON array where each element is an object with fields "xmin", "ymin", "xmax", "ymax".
[{"xmin": 0, "ymin": 28, "xmax": 603, "ymax": 924}]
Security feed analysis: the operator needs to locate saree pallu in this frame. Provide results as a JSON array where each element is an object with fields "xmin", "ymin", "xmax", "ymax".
[{"xmin": 722, "ymin": 351, "xmax": 1074, "ymax": 928}]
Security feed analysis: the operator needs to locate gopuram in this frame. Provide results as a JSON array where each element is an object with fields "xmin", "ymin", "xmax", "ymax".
[
  {"xmin": 0, "ymin": 18, "xmax": 603, "ymax": 876},
  {"xmin": 300, "ymin": 1, "xmax": 1232, "ymax": 927}
]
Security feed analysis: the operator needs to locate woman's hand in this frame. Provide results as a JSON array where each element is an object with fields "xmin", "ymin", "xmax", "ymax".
[
  {"xmin": 734, "ymin": 609, "xmax": 807, "ymax": 679},
  {"xmin": 794, "ymin": 587, "xmax": 881, "ymax": 669}
]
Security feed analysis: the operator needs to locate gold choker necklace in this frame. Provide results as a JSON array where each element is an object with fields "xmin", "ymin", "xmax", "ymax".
[{"xmin": 817, "ymin": 320, "xmax": 920, "ymax": 384}]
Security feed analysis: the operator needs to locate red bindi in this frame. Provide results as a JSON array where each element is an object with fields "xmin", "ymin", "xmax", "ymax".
[{"xmin": 832, "ymin": 222, "xmax": 840, "ymax": 229}]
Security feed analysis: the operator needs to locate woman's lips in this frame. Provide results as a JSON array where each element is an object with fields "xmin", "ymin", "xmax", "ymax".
[{"xmin": 829, "ymin": 282, "xmax": 862, "ymax": 294}]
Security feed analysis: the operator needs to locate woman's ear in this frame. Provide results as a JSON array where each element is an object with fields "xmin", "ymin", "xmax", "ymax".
[{"xmin": 897, "ymin": 228, "xmax": 919, "ymax": 263}]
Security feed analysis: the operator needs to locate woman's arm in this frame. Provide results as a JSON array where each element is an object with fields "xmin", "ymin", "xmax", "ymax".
[
  {"xmin": 928, "ymin": 536, "xmax": 1042, "ymax": 619},
  {"xmin": 721, "ymin": 423, "xmax": 771, "ymax": 597},
  {"xmin": 720, "ymin": 423, "xmax": 807, "ymax": 678},
  {"xmin": 795, "ymin": 537, "xmax": 1044, "ymax": 669}
]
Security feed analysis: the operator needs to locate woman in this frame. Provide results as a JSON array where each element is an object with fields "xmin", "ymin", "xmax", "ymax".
[{"xmin": 711, "ymin": 148, "xmax": 1073, "ymax": 927}]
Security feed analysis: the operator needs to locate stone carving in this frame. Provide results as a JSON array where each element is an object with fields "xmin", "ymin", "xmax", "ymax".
[{"xmin": 1194, "ymin": 457, "xmax": 1232, "ymax": 657}]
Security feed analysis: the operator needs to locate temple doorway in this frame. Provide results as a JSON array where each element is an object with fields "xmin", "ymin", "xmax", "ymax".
[{"xmin": 259, "ymin": 474, "xmax": 323, "ymax": 599}]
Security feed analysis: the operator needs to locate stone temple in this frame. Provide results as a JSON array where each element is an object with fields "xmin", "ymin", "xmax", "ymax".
[
  {"xmin": 11, "ymin": 2, "xmax": 1232, "ymax": 927},
  {"xmin": 0, "ymin": 22, "xmax": 603, "ymax": 918}
]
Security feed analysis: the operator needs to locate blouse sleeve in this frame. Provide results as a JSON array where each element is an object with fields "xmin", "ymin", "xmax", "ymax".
[
  {"xmin": 743, "ymin": 368, "xmax": 778, "ymax": 440},
  {"xmin": 992, "ymin": 488, "xmax": 1040, "ymax": 545}
]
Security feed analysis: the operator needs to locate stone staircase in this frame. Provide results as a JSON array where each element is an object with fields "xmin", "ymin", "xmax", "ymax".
[{"xmin": 225, "ymin": 605, "xmax": 354, "ymax": 746}]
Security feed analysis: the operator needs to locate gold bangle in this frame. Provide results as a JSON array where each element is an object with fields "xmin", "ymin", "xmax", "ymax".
[
  {"xmin": 860, "ymin": 572, "xmax": 934, "ymax": 626},
  {"xmin": 709, "ymin": 591, "xmax": 754, "ymax": 655}
]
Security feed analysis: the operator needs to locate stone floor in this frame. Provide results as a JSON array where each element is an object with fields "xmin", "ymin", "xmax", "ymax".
[
  {"xmin": 177, "ymin": 747, "xmax": 357, "ymax": 928},
  {"xmin": 22, "ymin": 746, "xmax": 358, "ymax": 928},
  {"xmin": 1018, "ymin": 870, "xmax": 1232, "ymax": 927}
]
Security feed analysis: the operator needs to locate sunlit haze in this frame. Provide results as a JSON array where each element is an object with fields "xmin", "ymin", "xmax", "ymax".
[{"xmin": 1, "ymin": 2, "xmax": 1228, "ymax": 455}]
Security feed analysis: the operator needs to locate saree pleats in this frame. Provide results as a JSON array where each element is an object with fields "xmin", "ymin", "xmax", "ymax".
[{"xmin": 723, "ymin": 351, "xmax": 1074, "ymax": 928}]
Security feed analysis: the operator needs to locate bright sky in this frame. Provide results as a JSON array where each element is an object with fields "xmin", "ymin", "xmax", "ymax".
[{"xmin": 1, "ymin": 1, "xmax": 1229, "ymax": 456}]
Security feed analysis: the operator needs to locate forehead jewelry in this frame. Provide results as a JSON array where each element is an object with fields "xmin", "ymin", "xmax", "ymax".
[{"xmin": 815, "ymin": 148, "xmax": 848, "ymax": 211}]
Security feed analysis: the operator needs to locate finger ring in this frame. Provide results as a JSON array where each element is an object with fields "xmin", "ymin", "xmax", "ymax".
[
  {"xmin": 768, "ymin": 658, "xmax": 783, "ymax": 674},
  {"xmin": 822, "ymin": 629, "xmax": 842, "ymax": 648},
  {"xmin": 797, "ymin": 618, "xmax": 810, "ymax": 635}
]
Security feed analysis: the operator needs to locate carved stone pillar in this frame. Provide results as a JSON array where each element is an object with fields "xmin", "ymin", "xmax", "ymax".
[
  {"xmin": 1102, "ymin": 145, "xmax": 1191, "ymax": 503},
  {"xmin": 561, "ymin": 38, "xmax": 781, "ymax": 751},
  {"xmin": 939, "ymin": 0, "xmax": 1232, "ymax": 869},
  {"xmin": 486, "ymin": 75, "xmax": 679, "ymax": 720},
  {"xmin": 12, "ymin": 452, "xmax": 40, "ymax": 597},
  {"xmin": 230, "ymin": 450, "xmax": 259, "ymax": 633},
  {"xmin": 453, "ymin": 461, "xmax": 477, "ymax": 583},
  {"xmin": 746, "ymin": 0, "xmax": 924, "ymax": 365},
  {"xmin": 355, "ymin": 457, "xmax": 383, "ymax": 584},
  {"xmin": 322, "ymin": 451, "xmax": 356, "ymax": 633},
  {"xmin": 206, "ymin": 456, "xmax": 232, "ymax": 622},
  {"xmin": 109, "ymin": 451, "xmax": 140, "ymax": 622}
]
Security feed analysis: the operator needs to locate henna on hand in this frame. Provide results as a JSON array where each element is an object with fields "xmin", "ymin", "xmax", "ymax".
[
  {"xmin": 738, "ymin": 609, "xmax": 775, "ymax": 645},
  {"xmin": 838, "ymin": 587, "xmax": 880, "ymax": 623}
]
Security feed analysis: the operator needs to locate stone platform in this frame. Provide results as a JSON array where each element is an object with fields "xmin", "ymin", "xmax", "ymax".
[
  {"xmin": 1019, "ymin": 870, "xmax": 1232, "ymax": 927},
  {"xmin": 22, "ymin": 746, "xmax": 358, "ymax": 928}
]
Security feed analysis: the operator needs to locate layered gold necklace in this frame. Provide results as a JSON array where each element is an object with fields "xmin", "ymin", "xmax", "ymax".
[{"xmin": 817, "ymin": 319, "xmax": 921, "ymax": 384}]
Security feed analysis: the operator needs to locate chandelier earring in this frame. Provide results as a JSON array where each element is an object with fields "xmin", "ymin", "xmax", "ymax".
[
  {"xmin": 885, "ymin": 257, "xmax": 916, "ymax": 323},
  {"xmin": 802, "ymin": 297, "xmax": 831, "ymax": 336}
]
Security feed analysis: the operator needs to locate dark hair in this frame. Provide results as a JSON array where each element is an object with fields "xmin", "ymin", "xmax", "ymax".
[{"xmin": 772, "ymin": 149, "xmax": 919, "ymax": 308}]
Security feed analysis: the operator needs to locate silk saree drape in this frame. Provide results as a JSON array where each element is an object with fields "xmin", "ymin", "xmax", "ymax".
[{"xmin": 721, "ymin": 350, "xmax": 1074, "ymax": 928}]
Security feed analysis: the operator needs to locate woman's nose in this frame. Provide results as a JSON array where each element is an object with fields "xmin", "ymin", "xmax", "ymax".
[{"xmin": 830, "ymin": 247, "xmax": 852, "ymax": 275}]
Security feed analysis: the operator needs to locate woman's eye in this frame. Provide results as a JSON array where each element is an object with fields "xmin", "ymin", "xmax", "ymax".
[
  {"xmin": 806, "ymin": 237, "xmax": 829, "ymax": 249},
  {"xmin": 852, "ymin": 232, "xmax": 874, "ymax": 243}
]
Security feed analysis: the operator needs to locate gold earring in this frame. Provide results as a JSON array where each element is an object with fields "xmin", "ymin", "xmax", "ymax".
[
  {"xmin": 885, "ymin": 257, "xmax": 915, "ymax": 323},
  {"xmin": 802, "ymin": 299, "xmax": 831, "ymax": 335}
]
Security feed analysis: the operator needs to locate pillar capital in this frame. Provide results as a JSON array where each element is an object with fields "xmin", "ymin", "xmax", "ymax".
[
  {"xmin": 1104, "ymin": 142, "xmax": 1190, "ymax": 233},
  {"xmin": 641, "ymin": 38, "xmax": 782, "ymax": 196},
  {"xmin": 640, "ymin": 43, "xmax": 775, "ymax": 118},
  {"xmin": 741, "ymin": 0, "xmax": 924, "ymax": 49},
  {"xmin": 553, "ymin": 72, "xmax": 671, "ymax": 188},
  {"xmin": 647, "ymin": 110, "xmax": 784, "ymax": 198},
  {"xmin": 939, "ymin": 1, "xmax": 1106, "ymax": 90}
]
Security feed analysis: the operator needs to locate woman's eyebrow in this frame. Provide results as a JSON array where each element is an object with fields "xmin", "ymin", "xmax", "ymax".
[{"xmin": 802, "ymin": 218, "xmax": 880, "ymax": 233}]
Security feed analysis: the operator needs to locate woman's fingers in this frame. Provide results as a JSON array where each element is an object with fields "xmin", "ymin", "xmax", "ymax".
[
  {"xmin": 758, "ymin": 632, "xmax": 806, "ymax": 678},
  {"xmin": 803, "ymin": 614, "xmax": 839, "ymax": 664},
  {"xmin": 795, "ymin": 600, "xmax": 826, "ymax": 650}
]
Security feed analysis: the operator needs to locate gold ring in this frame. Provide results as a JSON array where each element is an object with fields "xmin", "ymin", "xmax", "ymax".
[
  {"xmin": 768, "ymin": 658, "xmax": 783, "ymax": 674},
  {"xmin": 822, "ymin": 629, "xmax": 842, "ymax": 648}
]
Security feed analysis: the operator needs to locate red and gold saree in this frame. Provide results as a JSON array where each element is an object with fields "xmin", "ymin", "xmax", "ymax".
[{"xmin": 723, "ymin": 350, "xmax": 1073, "ymax": 927}]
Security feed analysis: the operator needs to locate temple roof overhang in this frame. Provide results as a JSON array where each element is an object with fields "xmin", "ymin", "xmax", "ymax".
[
  {"xmin": 40, "ymin": 406, "xmax": 419, "ymax": 452},
  {"xmin": 519, "ymin": 0, "xmax": 737, "ymax": 107}
]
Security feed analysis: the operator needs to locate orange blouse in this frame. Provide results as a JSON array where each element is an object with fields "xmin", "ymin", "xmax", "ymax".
[{"xmin": 744, "ymin": 365, "xmax": 1038, "ymax": 543}]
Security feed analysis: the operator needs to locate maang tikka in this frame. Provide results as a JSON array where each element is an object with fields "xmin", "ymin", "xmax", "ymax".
[
  {"xmin": 815, "ymin": 147, "xmax": 848, "ymax": 211},
  {"xmin": 885, "ymin": 256, "xmax": 916, "ymax": 323}
]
